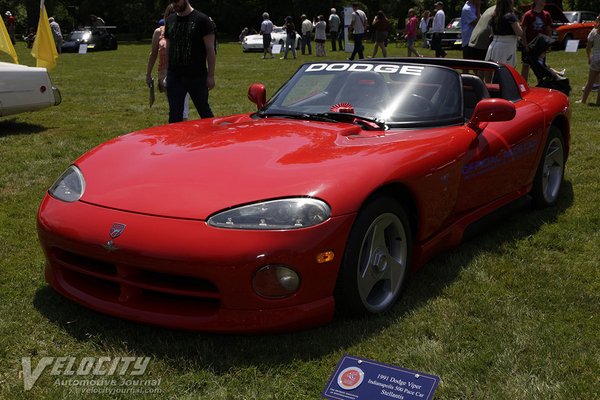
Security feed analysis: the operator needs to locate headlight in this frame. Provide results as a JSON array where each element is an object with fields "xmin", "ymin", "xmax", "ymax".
[
  {"xmin": 207, "ymin": 198, "xmax": 331, "ymax": 230},
  {"xmin": 49, "ymin": 165, "xmax": 85, "ymax": 202}
]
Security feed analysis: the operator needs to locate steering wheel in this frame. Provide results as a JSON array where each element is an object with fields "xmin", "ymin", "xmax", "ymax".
[{"xmin": 409, "ymin": 93, "xmax": 434, "ymax": 112}]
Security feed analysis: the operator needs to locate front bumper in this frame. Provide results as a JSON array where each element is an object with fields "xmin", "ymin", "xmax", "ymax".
[{"xmin": 37, "ymin": 195, "xmax": 355, "ymax": 333}]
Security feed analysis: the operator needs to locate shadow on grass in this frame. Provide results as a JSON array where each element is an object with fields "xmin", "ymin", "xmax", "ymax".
[
  {"xmin": 32, "ymin": 182, "xmax": 574, "ymax": 373},
  {"xmin": 0, "ymin": 118, "xmax": 49, "ymax": 136}
]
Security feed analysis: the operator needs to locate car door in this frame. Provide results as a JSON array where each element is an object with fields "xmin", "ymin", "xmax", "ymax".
[{"xmin": 454, "ymin": 98, "xmax": 545, "ymax": 213}]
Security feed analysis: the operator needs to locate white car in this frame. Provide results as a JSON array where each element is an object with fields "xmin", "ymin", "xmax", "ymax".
[
  {"xmin": 242, "ymin": 26, "xmax": 301, "ymax": 52},
  {"xmin": 0, "ymin": 62, "xmax": 61, "ymax": 117}
]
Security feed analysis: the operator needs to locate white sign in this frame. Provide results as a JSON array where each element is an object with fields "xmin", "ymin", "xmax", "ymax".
[
  {"xmin": 565, "ymin": 40, "xmax": 579, "ymax": 53},
  {"xmin": 78, "ymin": 44, "xmax": 88, "ymax": 54},
  {"xmin": 272, "ymin": 44, "xmax": 282, "ymax": 54}
]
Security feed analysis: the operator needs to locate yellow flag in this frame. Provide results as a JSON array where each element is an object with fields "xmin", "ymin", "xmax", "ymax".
[
  {"xmin": 0, "ymin": 13, "xmax": 18, "ymax": 64},
  {"xmin": 31, "ymin": 4, "xmax": 58, "ymax": 69}
]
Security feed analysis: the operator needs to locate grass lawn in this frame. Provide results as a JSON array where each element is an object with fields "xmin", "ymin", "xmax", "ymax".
[{"xmin": 1, "ymin": 40, "xmax": 599, "ymax": 399}]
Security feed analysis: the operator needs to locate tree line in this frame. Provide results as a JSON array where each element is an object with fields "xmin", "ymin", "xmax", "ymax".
[{"xmin": 1, "ymin": 0, "xmax": 598, "ymax": 40}]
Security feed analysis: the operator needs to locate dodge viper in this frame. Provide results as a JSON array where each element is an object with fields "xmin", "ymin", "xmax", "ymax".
[{"xmin": 37, "ymin": 58, "xmax": 570, "ymax": 333}]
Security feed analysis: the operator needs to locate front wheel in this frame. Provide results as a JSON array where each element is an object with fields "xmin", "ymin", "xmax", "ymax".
[
  {"xmin": 531, "ymin": 126, "xmax": 565, "ymax": 208},
  {"xmin": 335, "ymin": 197, "xmax": 412, "ymax": 315}
]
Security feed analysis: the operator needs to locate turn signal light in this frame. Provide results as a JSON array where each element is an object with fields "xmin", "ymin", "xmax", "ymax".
[{"xmin": 316, "ymin": 251, "xmax": 335, "ymax": 264}]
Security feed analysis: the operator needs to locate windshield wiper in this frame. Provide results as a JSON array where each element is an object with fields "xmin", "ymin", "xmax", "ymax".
[
  {"xmin": 256, "ymin": 111, "xmax": 387, "ymax": 130},
  {"xmin": 314, "ymin": 112, "xmax": 388, "ymax": 131},
  {"xmin": 255, "ymin": 111, "xmax": 339, "ymax": 123}
]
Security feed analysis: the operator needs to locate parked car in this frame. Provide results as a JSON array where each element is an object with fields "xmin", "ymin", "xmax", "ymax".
[
  {"xmin": 0, "ymin": 62, "xmax": 61, "ymax": 117},
  {"xmin": 426, "ymin": 18, "xmax": 462, "ymax": 48},
  {"xmin": 520, "ymin": 4, "xmax": 593, "ymax": 49},
  {"xmin": 242, "ymin": 26, "xmax": 300, "ymax": 52},
  {"xmin": 38, "ymin": 58, "xmax": 570, "ymax": 333},
  {"xmin": 555, "ymin": 11, "xmax": 597, "ymax": 48},
  {"xmin": 61, "ymin": 29, "xmax": 118, "ymax": 52}
]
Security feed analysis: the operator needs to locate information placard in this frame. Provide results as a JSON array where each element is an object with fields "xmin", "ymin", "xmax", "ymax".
[
  {"xmin": 323, "ymin": 355, "xmax": 439, "ymax": 400},
  {"xmin": 565, "ymin": 40, "xmax": 579, "ymax": 53}
]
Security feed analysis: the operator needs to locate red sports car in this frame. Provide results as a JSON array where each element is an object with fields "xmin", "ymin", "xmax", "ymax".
[{"xmin": 38, "ymin": 59, "xmax": 570, "ymax": 333}]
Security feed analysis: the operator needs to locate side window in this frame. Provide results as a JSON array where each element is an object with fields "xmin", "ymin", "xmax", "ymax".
[{"xmin": 582, "ymin": 13, "xmax": 596, "ymax": 23}]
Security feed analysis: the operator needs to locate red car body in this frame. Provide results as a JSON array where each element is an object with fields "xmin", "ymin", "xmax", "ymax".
[
  {"xmin": 556, "ymin": 11, "xmax": 597, "ymax": 47},
  {"xmin": 38, "ymin": 59, "xmax": 570, "ymax": 333}
]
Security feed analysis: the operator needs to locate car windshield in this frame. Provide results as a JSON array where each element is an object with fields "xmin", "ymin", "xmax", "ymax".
[
  {"xmin": 261, "ymin": 62, "xmax": 463, "ymax": 127},
  {"xmin": 563, "ymin": 12, "xmax": 578, "ymax": 23},
  {"xmin": 448, "ymin": 18, "xmax": 461, "ymax": 29},
  {"xmin": 68, "ymin": 31, "xmax": 91, "ymax": 40}
]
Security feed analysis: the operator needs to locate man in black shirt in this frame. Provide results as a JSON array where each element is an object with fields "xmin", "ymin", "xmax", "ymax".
[{"xmin": 164, "ymin": 0, "xmax": 216, "ymax": 122}]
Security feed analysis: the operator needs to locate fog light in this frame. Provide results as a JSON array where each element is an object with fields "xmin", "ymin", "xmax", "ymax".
[{"xmin": 252, "ymin": 265, "xmax": 300, "ymax": 299}]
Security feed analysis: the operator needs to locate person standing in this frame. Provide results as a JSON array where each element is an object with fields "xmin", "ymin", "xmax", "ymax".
[
  {"xmin": 4, "ymin": 11, "xmax": 15, "ymax": 45},
  {"xmin": 146, "ymin": 5, "xmax": 189, "ymax": 120},
  {"xmin": 348, "ymin": 3, "xmax": 367, "ymax": 60},
  {"xmin": 314, "ymin": 15, "xmax": 327, "ymax": 57},
  {"xmin": 485, "ymin": 0, "xmax": 523, "ymax": 68},
  {"xmin": 328, "ymin": 8, "xmax": 341, "ymax": 52},
  {"xmin": 419, "ymin": 10, "xmax": 431, "ymax": 48},
  {"xmin": 301, "ymin": 14, "xmax": 313, "ymax": 55},
  {"xmin": 468, "ymin": 5, "xmax": 495, "ymax": 61},
  {"xmin": 577, "ymin": 15, "xmax": 600, "ymax": 105},
  {"xmin": 461, "ymin": 0, "xmax": 480, "ymax": 59},
  {"xmin": 281, "ymin": 16, "xmax": 297, "ymax": 59},
  {"xmin": 431, "ymin": 2, "xmax": 447, "ymax": 58},
  {"xmin": 49, "ymin": 17, "xmax": 62, "ymax": 54},
  {"xmin": 260, "ymin": 12, "xmax": 274, "ymax": 59},
  {"xmin": 520, "ymin": 0, "xmax": 553, "ymax": 81},
  {"xmin": 164, "ymin": 0, "xmax": 216, "ymax": 123},
  {"xmin": 372, "ymin": 10, "xmax": 390, "ymax": 58},
  {"xmin": 404, "ymin": 9, "xmax": 421, "ymax": 57}
]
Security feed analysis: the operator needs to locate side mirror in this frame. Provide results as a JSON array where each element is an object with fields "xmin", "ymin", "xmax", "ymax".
[
  {"xmin": 248, "ymin": 83, "xmax": 266, "ymax": 110},
  {"xmin": 467, "ymin": 98, "xmax": 516, "ymax": 131}
]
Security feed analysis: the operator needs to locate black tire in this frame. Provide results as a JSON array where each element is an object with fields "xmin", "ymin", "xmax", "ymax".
[
  {"xmin": 335, "ymin": 196, "xmax": 412, "ymax": 316},
  {"xmin": 531, "ymin": 126, "xmax": 565, "ymax": 208}
]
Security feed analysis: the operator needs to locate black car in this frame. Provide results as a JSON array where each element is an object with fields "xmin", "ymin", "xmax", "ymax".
[
  {"xmin": 426, "ymin": 18, "xmax": 462, "ymax": 49},
  {"xmin": 61, "ymin": 29, "xmax": 118, "ymax": 52}
]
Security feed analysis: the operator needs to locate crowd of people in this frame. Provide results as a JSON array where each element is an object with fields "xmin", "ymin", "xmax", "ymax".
[{"xmin": 140, "ymin": 0, "xmax": 600, "ymax": 123}]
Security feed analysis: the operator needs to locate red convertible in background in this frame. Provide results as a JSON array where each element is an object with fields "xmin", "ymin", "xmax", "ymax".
[{"xmin": 37, "ymin": 59, "xmax": 570, "ymax": 333}]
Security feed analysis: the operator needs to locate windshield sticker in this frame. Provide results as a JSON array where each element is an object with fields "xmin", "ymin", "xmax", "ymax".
[{"xmin": 305, "ymin": 63, "xmax": 424, "ymax": 76}]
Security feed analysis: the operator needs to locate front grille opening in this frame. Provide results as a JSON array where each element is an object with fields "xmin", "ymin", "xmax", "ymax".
[
  {"xmin": 61, "ymin": 267, "xmax": 120, "ymax": 301},
  {"xmin": 51, "ymin": 248, "xmax": 222, "ymax": 318},
  {"xmin": 132, "ymin": 269, "xmax": 219, "ymax": 296},
  {"xmin": 53, "ymin": 249, "xmax": 117, "ymax": 277}
]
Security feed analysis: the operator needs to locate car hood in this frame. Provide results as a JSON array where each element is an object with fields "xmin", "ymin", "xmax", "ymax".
[{"xmin": 74, "ymin": 115, "xmax": 458, "ymax": 219}]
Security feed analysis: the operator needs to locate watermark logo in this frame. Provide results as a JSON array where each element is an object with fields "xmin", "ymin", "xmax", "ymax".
[{"xmin": 21, "ymin": 356, "xmax": 159, "ymax": 393}]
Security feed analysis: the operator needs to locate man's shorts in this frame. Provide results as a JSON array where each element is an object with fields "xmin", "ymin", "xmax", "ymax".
[{"xmin": 263, "ymin": 33, "xmax": 271, "ymax": 49}]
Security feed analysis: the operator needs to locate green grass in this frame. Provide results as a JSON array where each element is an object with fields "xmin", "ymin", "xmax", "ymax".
[{"xmin": 1, "ymin": 41, "xmax": 599, "ymax": 399}]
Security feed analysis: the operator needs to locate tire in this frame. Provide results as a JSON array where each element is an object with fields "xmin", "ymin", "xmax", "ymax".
[
  {"xmin": 279, "ymin": 39, "xmax": 284, "ymax": 46},
  {"xmin": 335, "ymin": 196, "xmax": 412, "ymax": 315},
  {"xmin": 531, "ymin": 126, "xmax": 565, "ymax": 208}
]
